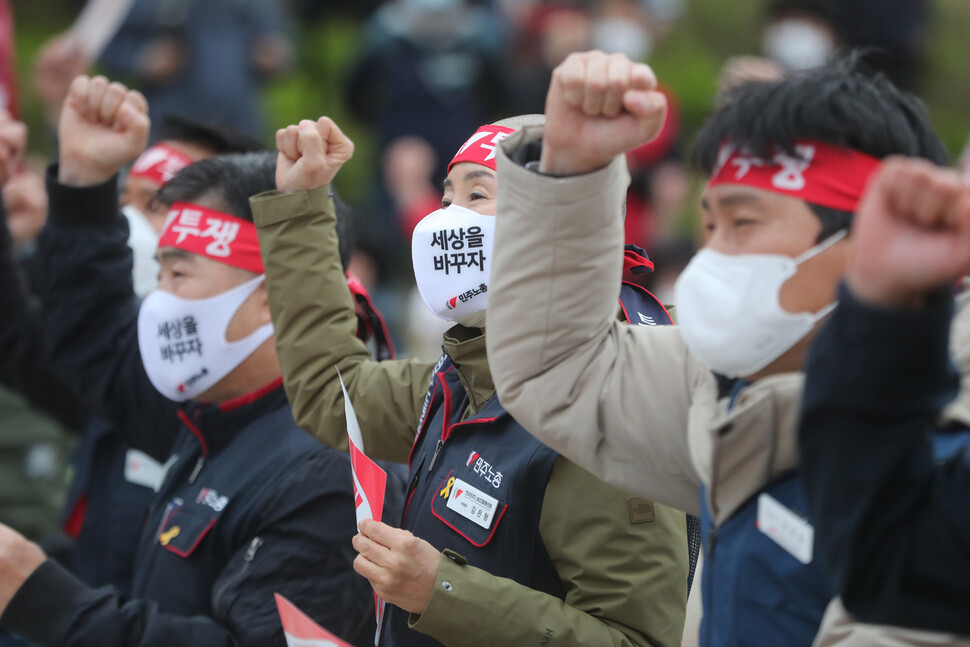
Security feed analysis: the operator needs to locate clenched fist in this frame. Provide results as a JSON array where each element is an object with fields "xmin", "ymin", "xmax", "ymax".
[
  {"xmin": 0, "ymin": 111, "xmax": 26, "ymax": 188},
  {"xmin": 275, "ymin": 117, "xmax": 354, "ymax": 194},
  {"xmin": 849, "ymin": 157, "xmax": 970, "ymax": 308},
  {"xmin": 540, "ymin": 50, "xmax": 667, "ymax": 176},
  {"xmin": 58, "ymin": 75, "xmax": 149, "ymax": 187}
]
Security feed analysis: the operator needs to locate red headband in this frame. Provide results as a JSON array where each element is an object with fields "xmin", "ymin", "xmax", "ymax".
[
  {"xmin": 129, "ymin": 143, "xmax": 193, "ymax": 186},
  {"xmin": 158, "ymin": 203, "xmax": 264, "ymax": 274},
  {"xmin": 448, "ymin": 125, "xmax": 517, "ymax": 173},
  {"xmin": 707, "ymin": 140, "xmax": 881, "ymax": 213}
]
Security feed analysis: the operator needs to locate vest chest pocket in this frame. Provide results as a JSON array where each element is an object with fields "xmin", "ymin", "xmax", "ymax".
[
  {"xmin": 431, "ymin": 469, "xmax": 508, "ymax": 547},
  {"xmin": 157, "ymin": 504, "xmax": 217, "ymax": 558}
]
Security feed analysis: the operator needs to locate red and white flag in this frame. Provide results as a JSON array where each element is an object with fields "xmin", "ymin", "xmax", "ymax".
[
  {"xmin": 275, "ymin": 593, "xmax": 353, "ymax": 647},
  {"xmin": 337, "ymin": 371, "xmax": 389, "ymax": 646},
  {"xmin": 338, "ymin": 372, "xmax": 387, "ymax": 528}
]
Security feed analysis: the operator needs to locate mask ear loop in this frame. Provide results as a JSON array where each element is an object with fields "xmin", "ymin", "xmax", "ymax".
[
  {"xmin": 793, "ymin": 228, "xmax": 849, "ymax": 265},
  {"xmin": 791, "ymin": 228, "xmax": 849, "ymax": 320}
]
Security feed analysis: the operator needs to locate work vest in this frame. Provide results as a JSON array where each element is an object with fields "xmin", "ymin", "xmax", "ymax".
[
  {"xmin": 698, "ymin": 406, "xmax": 970, "ymax": 646},
  {"xmin": 380, "ymin": 280, "xmax": 673, "ymax": 647}
]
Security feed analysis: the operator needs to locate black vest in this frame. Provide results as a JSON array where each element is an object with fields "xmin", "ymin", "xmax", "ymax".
[{"xmin": 380, "ymin": 281, "xmax": 672, "ymax": 647}]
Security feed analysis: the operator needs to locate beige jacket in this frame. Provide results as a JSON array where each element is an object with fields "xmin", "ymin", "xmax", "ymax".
[
  {"xmin": 487, "ymin": 126, "xmax": 802, "ymax": 525},
  {"xmin": 487, "ymin": 125, "xmax": 970, "ymax": 645}
]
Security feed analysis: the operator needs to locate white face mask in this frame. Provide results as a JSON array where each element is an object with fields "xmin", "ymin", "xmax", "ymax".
[
  {"xmin": 673, "ymin": 230, "xmax": 847, "ymax": 378},
  {"xmin": 411, "ymin": 204, "xmax": 494, "ymax": 328},
  {"xmin": 121, "ymin": 204, "xmax": 160, "ymax": 299},
  {"xmin": 137, "ymin": 275, "xmax": 274, "ymax": 401},
  {"xmin": 763, "ymin": 19, "xmax": 834, "ymax": 71},
  {"xmin": 592, "ymin": 18, "xmax": 654, "ymax": 62}
]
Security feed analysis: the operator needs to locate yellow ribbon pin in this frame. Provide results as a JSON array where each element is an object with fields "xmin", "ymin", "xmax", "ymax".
[
  {"xmin": 439, "ymin": 476, "xmax": 456, "ymax": 499},
  {"xmin": 159, "ymin": 526, "xmax": 181, "ymax": 546}
]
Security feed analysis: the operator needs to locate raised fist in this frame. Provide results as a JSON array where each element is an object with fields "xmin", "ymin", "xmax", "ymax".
[
  {"xmin": 849, "ymin": 157, "xmax": 970, "ymax": 308},
  {"xmin": 274, "ymin": 117, "xmax": 354, "ymax": 194},
  {"xmin": 540, "ymin": 50, "xmax": 667, "ymax": 176},
  {"xmin": 58, "ymin": 75, "xmax": 149, "ymax": 187},
  {"xmin": 0, "ymin": 111, "xmax": 26, "ymax": 188}
]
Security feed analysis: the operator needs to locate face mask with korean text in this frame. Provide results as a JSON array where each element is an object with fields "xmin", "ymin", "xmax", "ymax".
[
  {"xmin": 137, "ymin": 275, "xmax": 273, "ymax": 401},
  {"xmin": 673, "ymin": 230, "xmax": 847, "ymax": 378},
  {"xmin": 411, "ymin": 204, "xmax": 494, "ymax": 328}
]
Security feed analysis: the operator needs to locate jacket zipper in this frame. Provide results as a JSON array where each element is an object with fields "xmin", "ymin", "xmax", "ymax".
[
  {"xmin": 188, "ymin": 456, "xmax": 205, "ymax": 484},
  {"xmin": 213, "ymin": 536, "xmax": 263, "ymax": 615},
  {"xmin": 427, "ymin": 439, "xmax": 444, "ymax": 473}
]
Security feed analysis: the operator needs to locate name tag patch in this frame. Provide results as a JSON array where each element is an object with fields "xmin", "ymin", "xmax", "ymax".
[
  {"xmin": 125, "ymin": 449, "xmax": 176, "ymax": 492},
  {"xmin": 756, "ymin": 493, "xmax": 814, "ymax": 564},
  {"xmin": 445, "ymin": 477, "xmax": 498, "ymax": 530}
]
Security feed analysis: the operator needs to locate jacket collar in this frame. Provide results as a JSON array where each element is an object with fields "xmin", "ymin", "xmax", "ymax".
[
  {"xmin": 442, "ymin": 325, "xmax": 495, "ymax": 419},
  {"xmin": 179, "ymin": 376, "xmax": 287, "ymax": 455}
]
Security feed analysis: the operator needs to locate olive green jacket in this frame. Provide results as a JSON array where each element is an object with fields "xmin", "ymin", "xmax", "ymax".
[{"xmin": 250, "ymin": 186, "xmax": 689, "ymax": 647}]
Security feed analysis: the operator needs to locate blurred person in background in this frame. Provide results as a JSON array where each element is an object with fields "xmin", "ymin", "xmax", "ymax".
[
  {"xmin": 761, "ymin": 0, "xmax": 838, "ymax": 73},
  {"xmin": 0, "ymin": 119, "xmax": 76, "ymax": 647},
  {"xmin": 829, "ymin": 0, "xmax": 928, "ymax": 92},
  {"xmin": 0, "ymin": 75, "xmax": 389, "ymax": 647},
  {"xmin": 98, "ymin": 0, "xmax": 294, "ymax": 139},
  {"xmin": 346, "ymin": 0, "xmax": 512, "ymax": 184}
]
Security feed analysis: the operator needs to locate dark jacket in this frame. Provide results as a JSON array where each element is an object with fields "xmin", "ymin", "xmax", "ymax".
[
  {"xmin": 0, "ymin": 185, "xmax": 163, "ymax": 592},
  {"xmin": 800, "ymin": 283, "xmax": 970, "ymax": 636},
  {"xmin": 0, "ymin": 169, "xmax": 380, "ymax": 647}
]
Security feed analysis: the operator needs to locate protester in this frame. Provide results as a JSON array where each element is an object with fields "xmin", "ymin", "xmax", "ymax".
[
  {"xmin": 249, "ymin": 115, "xmax": 691, "ymax": 647},
  {"xmin": 99, "ymin": 0, "xmax": 293, "ymax": 139},
  {"xmin": 484, "ymin": 51, "xmax": 949, "ymax": 646},
  {"xmin": 120, "ymin": 114, "xmax": 265, "ymax": 297},
  {"xmin": 0, "ymin": 115, "xmax": 76, "ymax": 551},
  {"xmin": 0, "ymin": 75, "xmax": 385, "ymax": 647},
  {"xmin": 799, "ymin": 158, "xmax": 970, "ymax": 639}
]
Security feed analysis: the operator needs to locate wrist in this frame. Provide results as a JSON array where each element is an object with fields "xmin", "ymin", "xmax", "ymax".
[
  {"xmin": 538, "ymin": 145, "xmax": 608, "ymax": 177},
  {"xmin": 57, "ymin": 159, "xmax": 114, "ymax": 187},
  {"xmin": 846, "ymin": 271, "xmax": 927, "ymax": 310}
]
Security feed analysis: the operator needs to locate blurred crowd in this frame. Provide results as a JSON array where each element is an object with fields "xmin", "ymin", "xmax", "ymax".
[{"xmin": 0, "ymin": 0, "xmax": 968, "ymax": 646}]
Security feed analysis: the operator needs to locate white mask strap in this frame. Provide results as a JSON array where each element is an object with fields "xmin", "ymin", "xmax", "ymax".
[{"xmin": 793, "ymin": 228, "xmax": 848, "ymax": 266}]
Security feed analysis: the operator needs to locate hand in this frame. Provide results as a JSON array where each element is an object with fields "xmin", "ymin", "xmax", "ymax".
[
  {"xmin": 0, "ymin": 111, "xmax": 26, "ymax": 188},
  {"xmin": 58, "ymin": 75, "xmax": 150, "ymax": 187},
  {"xmin": 352, "ymin": 520, "xmax": 441, "ymax": 615},
  {"xmin": 275, "ymin": 117, "xmax": 355, "ymax": 194},
  {"xmin": 540, "ymin": 50, "xmax": 667, "ymax": 176},
  {"xmin": 0, "ymin": 523, "xmax": 46, "ymax": 615},
  {"xmin": 33, "ymin": 34, "xmax": 90, "ymax": 128},
  {"xmin": 849, "ymin": 157, "xmax": 970, "ymax": 308}
]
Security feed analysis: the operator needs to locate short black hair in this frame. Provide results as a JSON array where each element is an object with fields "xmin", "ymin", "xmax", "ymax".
[
  {"xmin": 157, "ymin": 113, "xmax": 266, "ymax": 155},
  {"xmin": 693, "ymin": 55, "xmax": 949, "ymax": 240},
  {"xmin": 155, "ymin": 152, "xmax": 353, "ymax": 270}
]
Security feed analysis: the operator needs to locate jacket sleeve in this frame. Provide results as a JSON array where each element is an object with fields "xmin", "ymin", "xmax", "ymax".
[
  {"xmin": 0, "ymin": 199, "xmax": 85, "ymax": 430},
  {"xmin": 37, "ymin": 167, "xmax": 180, "ymax": 461},
  {"xmin": 409, "ymin": 457, "xmax": 688, "ymax": 647},
  {"xmin": 250, "ymin": 186, "xmax": 434, "ymax": 462},
  {"xmin": 799, "ymin": 283, "xmax": 970, "ymax": 636},
  {"xmin": 486, "ymin": 126, "xmax": 702, "ymax": 514},
  {"xmin": 0, "ymin": 451, "xmax": 374, "ymax": 647}
]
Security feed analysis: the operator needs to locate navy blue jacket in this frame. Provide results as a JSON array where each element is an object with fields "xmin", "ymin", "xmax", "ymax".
[
  {"xmin": 0, "ymin": 180, "xmax": 154, "ymax": 595},
  {"xmin": 800, "ymin": 284, "xmax": 970, "ymax": 636},
  {"xmin": 0, "ymin": 170, "xmax": 381, "ymax": 646}
]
